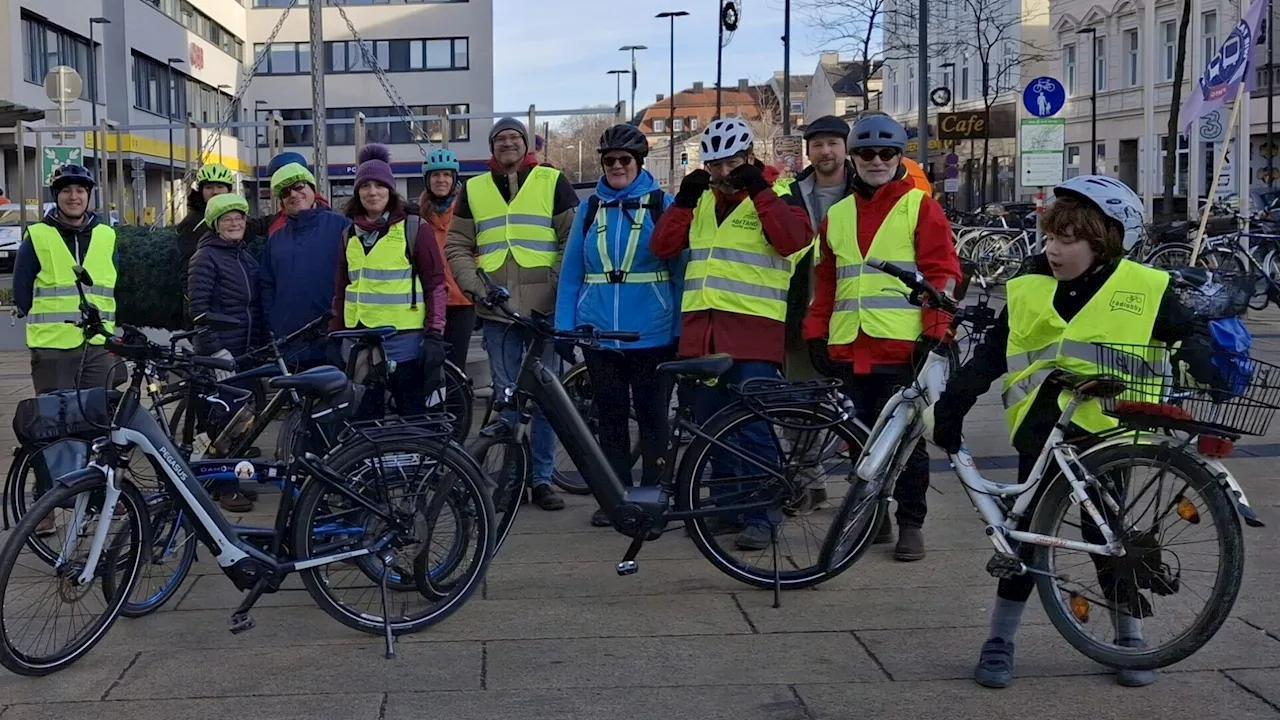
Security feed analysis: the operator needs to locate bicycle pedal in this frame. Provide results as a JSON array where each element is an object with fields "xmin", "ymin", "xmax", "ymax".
[
  {"xmin": 985, "ymin": 552, "xmax": 1026, "ymax": 580},
  {"xmin": 229, "ymin": 611, "xmax": 256, "ymax": 634},
  {"xmin": 616, "ymin": 560, "xmax": 638, "ymax": 576}
]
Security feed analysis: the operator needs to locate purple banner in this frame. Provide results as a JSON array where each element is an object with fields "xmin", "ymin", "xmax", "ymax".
[{"xmin": 1179, "ymin": 0, "xmax": 1267, "ymax": 131}]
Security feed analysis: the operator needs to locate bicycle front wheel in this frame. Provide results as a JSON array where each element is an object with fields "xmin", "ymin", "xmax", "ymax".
[
  {"xmin": 468, "ymin": 428, "xmax": 529, "ymax": 553},
  {"xmin": 1031, "ymin": 443, "xmax": 1244, "ymax": 671},
  {"xmin": 552, "ymin": 363, "xmax": 593, "ymax": 494}
]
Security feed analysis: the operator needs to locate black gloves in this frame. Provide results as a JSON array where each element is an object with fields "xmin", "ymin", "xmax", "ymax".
[
  {"xmin": 807, "ymin": 338, "xmax": 836, "ymax": 378},
  {"xmin": 675, "ymin": 169, "xmax": 711, "ymax": 208},
  {"xmin": 729, "ymin": 163, "xmax": 771, "ymax": 197},
  {"xmin": 931, "ymin": 395, "xmax": 964, "ymax": 455},
  {"xmin": 421, "ymin": 332, "xmax": 447, "ymax": 368},
  {"xmin": 554, "ymin": 341, "xmax": 578, "ymax": 366}
]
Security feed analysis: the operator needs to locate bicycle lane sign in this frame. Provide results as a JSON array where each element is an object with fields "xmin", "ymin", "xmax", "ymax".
[{"xmin": 1022, "ymin": 77, "xmax": 1065, "ymax": 118}]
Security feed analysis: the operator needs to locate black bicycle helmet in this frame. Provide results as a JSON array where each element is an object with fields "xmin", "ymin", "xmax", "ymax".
[
  {"xmin": 599, "ymin": 123, "xmax": 650, "ymax": 158},
  {"xmin": 49, "ymin": 164, "xmax": 96, "ymax": 195}
]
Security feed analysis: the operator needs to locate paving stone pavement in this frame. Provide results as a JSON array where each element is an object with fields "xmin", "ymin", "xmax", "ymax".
[{"xmin": 4, "ymin": 310, "xmax": 1280, "ymax": 719}]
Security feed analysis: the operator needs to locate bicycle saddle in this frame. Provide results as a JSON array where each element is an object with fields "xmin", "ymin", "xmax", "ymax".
[
  {"xmin": 268, "ymin": 365, "xmax": 350, "ymax": 399},
  {"xmin": 657, "ymin": 354, "xmax": 734, "ymax": 380},
  {"xmin": 330, "ymin": 326, "xmax": 398, "ymax": 341}
]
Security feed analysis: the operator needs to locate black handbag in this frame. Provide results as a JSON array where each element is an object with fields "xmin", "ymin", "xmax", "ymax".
[{"xmin": 12, "ymin": 388, "xmax": 112, "ymax": 445}]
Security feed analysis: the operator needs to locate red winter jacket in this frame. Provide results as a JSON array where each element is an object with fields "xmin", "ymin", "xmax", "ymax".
[
  {"xmin": 649, "ymin": 164, "xmax": 814, "ymax": 365},
  {"xmin": 803, "ymin": 172, "xmax": 960, "ymax": 373}
]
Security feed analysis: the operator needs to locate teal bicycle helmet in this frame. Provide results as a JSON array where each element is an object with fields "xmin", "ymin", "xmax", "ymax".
[{"xmin": 423, "ymin": 148, "xmax": 460, "ymax": 175}]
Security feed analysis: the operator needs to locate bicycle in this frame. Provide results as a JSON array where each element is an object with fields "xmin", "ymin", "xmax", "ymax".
[
  {"xmin": 0, "ymin": 267, "xmax": 495, "ymax": 676},
  {"xmin": 465, "ymin": 270, "xmax": 869, "ymax": 598},
  {"xmin": 819, "ymin": 258, "xmax": 1268, "ymax": 672}
]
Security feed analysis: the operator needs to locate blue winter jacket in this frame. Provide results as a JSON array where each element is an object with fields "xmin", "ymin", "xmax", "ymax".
[
  {"xmin": 259, "ymin": 206, "xmax": 351, "ymax": 363},
  {"xmin": 555, "ymin": 170, "xmax": 685, "ymax": 350}
]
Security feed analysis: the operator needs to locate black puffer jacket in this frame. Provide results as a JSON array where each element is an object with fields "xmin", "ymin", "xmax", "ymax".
[{"xmin": 187, "ymin": 231, "xmax": 262, "ymax": 357}]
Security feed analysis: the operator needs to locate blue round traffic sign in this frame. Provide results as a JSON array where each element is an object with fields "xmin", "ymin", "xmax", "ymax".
[{"xmin": 1023, "ymin": 77, "xmax": 1065, "ymax": 118}]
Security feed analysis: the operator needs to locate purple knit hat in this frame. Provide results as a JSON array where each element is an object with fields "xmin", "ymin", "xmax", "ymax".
[{"xmin": 353, "ymin": 144, "xmax": 395, "ymax": 190}]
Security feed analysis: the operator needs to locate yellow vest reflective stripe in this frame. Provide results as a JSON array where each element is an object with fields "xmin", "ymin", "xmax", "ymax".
[
  {"xmin": 826, "ymin": 189, "xmax": 924, "ymax": 344},
  {"xmin": 27, "ymin": 223, "xmax": 117, "ymax": 349},
  {"xmin": 583, "ymin": 203, "xmax": 669, "ymax": 284},
  {"xmin": 680, "ymin": 180, "xmax": 800, "ymax": 322},
  {"xmin": 468, "ymin": 166, "xmax": 560, "ymax": 271},
  {"xmin": 1001, "ymin": 260, "xmax": 1170, "ymax": 442},
  {"xmin": 343, "ymin": 220, "xmax": 426, "ymax": 331}
]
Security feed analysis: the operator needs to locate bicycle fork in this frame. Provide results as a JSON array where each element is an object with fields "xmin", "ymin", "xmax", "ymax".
[{"xmin": 63, "ymin": 464, "xmax": 124, "ymax": 586}]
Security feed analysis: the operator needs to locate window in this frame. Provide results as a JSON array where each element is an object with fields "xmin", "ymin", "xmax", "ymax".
[
  {"xmin": 255, "ymin": 42, "xmax": 311, "ymax": 74},
  {"xmin": 689, "ymin": 117, "xmax": 699, "ymax": 130},
  {"xmin": 141, "ymin": 0, "xmax": 244, "ymax": 61},
  {"xmin": 1125, "ymin": 29, "xmax": 1139, "ymax": 87},
  {"xmin": 1066, "ymin": 145, "xmax": 1081, "ymax": 179},
  {"xmin": 1162, "ymin": 21, "xmax": 1176, "ymax": 81},
  {"xmin": 672, "ymin": 118, "xmax": 683, "ymax": 132},
  {"xmin": 1202, "ymin": 11, "xmax": 1217, "ymax": 65},
  {"xmin": 132, "ymin": 52, "xmax": 235, "ymax": 131},
  {"xmin": 20, "ymin": 15, "xmax": 96, "ymax": 100},
  {"xmin": 1096, "ymin": 142, "xmax": 1107, "ymax": 171},
  {"xmin": 1094, "ymin": 36, "xmax": 1107, "ymax": 91},
  {"xmin": 790, "ymin": 101, "xmax": 803, "ymax": 114},
  {"xmin": 941, "ymin": 64, "xmax": 954, "ymax": 97},
  {"xmin": 960, "ymin": 64, "xmax": 970, "ymax": 100},
  {"xmin": 653, "ymin": 118, "xmax": 665, "ymax": 133},
  {"xmin": 1064, "ymin": 43, "xmax": 1077, "ymax": 95},
  {"xmin": 277, "ymin": 109, "xmax": 314, "ymax": 146},
  {"xmin": 906, "ymin": 65, "xmax": 916, "ymax": 111},
  {"xmin": 329, "ymin": 40, "xmax": 390, "ymax": 72},
  {"xmin": 1158, "ymin": 133, "xmax": 1190, "ymax": 194}
]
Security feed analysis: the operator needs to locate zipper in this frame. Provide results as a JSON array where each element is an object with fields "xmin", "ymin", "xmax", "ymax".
[{"xmin": 611, "ymin": 205, "xmax": 621, "ymax": 338}]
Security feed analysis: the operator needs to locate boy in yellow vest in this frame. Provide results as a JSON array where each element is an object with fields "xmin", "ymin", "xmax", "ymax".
[{"xmin": 931, "ymin": 175, "xmax": 1223, "ymax": 689}]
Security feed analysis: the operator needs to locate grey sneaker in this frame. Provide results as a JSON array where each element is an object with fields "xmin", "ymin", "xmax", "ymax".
[
  {"xmin": 734, "ymin": 524, "xmax": 773, "ymax": 551},
  {"xmin": 1114, "ymin": 638, "xmax": 1156, "ymax": 687},
  {"xmin": 973, "ymin": 638, "xmax": 1015, "ymax": 688}
]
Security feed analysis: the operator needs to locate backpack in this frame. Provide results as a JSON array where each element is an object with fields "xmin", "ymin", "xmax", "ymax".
[
  {"xmin": 584, "ymin": 190, "xmax": 667, "ymax": 237},
  {"xmin": 1207, "ymin": 316, "xmax": 1253, "ymax": 396}
]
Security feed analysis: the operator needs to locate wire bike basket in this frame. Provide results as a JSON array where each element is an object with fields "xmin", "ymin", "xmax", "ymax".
[{"xmin": 1093, "ymin": 343, "xmax": 1280, "ymax": 438}]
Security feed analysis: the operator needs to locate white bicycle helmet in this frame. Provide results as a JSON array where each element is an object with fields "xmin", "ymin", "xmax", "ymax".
[
  {"xmin": 699, "ymin": 118, "xmax": 754, "ymax": 162},
  {"xmin": 1053, "ymin": 175, "xmax": 1145, "ymax": 251}
]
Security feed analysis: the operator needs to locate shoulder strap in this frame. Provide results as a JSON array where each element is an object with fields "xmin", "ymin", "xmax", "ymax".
[
  {"xmin": 645, "ymin": 189, "xmax": 665, "ymax": 228},
  {"xmin": 585, "ymin": 195, "xmax": 601, "ymax": 232},
  {"xmin": 403, "ymin": 215, "xmax": 421, "ymax": 310}
]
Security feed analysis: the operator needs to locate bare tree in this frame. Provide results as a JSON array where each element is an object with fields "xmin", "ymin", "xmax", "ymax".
[
  {"xmin": 748, "ymin": 84, "xmax": 784, "ymax": 165},
  {"xmin": 1163, "ymin": 0, "xmax": 1193, "ymax": 223},
  {"xmin": 796, "ymin": 0, "xmax": 884, "ymax": 106},
  {"xmin": 542, "ymin": 110, "xmax": 618, "ymax": 183}
]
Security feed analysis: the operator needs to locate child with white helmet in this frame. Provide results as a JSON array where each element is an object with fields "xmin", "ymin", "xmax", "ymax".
[{"xmin": 930, "ymin": 175, "xmax": 1225, "ymax": 689}]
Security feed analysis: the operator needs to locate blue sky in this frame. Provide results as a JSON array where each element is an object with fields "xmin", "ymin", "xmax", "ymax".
[{"xmin": 491, "ymin": 0, "xmax": 828, "ymax": 115}]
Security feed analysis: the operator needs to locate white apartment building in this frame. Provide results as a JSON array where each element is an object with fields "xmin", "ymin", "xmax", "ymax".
[
  {"xmin": 1051, "ymin": 0, "xmax": 1279, "ymax": 215},
  {"xmin": 245, "ymin": 0, "xmax": 494, "ymax": 203},
  {"xmin": 881, "ymin": 0, "xmax": 1052, "ymax": 206}
]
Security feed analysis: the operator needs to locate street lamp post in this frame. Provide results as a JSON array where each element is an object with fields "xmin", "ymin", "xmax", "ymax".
[
  {"xmin": 166, "ymin": 57, "xmax": 184, "ymax": 226},
  {"xmin": 783, "ymin": 0, "xmax": 792, "ymax": 136},
  {"xmin": 656, "ymin": 12, "xmax": 689, "ymax": 190},
  {"xmin": 619, "ymin": 45, "xmax": 648, "ymax": 121},
  {"xmin": 716, "ymin": 0, "xmax": 725, "ymax": 120},
  {"xmin": 1077, "ymin": 27, "xmax": 1098, "ymax": 174},
  {"xmin": 88, "ymin": 17, "xmax": 110, "ymax": 210},
  {"xmin": 607, "ymin": 69, "xmax": 630, "ymax": 113},
  {"xmin": 564, "ymin": 143, "xmax": 583, "ymax": 182},
  {"xmin": 254, "ymin": 100, "xmax": 267, "ymax": 213}
]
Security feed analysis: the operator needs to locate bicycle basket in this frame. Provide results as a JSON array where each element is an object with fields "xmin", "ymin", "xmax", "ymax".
[
  {"xmin": 12, "ymin": 388, "xmax": 112, "ymax": 445},
  {"xmin": 1169, "ymin": 266, "xmax": 1252, "ymax": 320},
  {"xmin": 1093, "ymin": 343, "xmax": 1280, "ymax": 437}
]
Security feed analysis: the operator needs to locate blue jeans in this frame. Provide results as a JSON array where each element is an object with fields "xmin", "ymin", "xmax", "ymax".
[
  {"xmin": 690, "ymin": 360, "xmax": 783, "ymax": 529},
  {"xmin": 482, "ymin": 320, "xmax": 557, "ymax": 486}
]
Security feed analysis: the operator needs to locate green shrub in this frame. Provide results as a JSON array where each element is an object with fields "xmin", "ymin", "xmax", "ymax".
[{"xmin": 0, "ymin": 286, "xmax": 13, "ymax": 307}]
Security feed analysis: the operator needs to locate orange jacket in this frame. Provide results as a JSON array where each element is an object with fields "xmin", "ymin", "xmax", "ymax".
[
  {"xmin": 423, "ymin": 195, "xmax": 471, "ymax": 306},
  {"xmin": 903, "ymin": 157, "xmax": 932, "ymax": 195}
]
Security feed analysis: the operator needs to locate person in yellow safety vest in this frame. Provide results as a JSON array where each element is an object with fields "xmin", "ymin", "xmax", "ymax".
[
  {"xmin": 930, "ymin": 175, "xmax": 1226, "ymax": 691},
  {"xmin": 14, "ymin": 164, "xmax": 121, "ymax": 394},
  {"xmin": 650, "ymin": 118, "xmax": 816, "ymax": 552},
  {"xmin": 805, "ymin": 114, "xmax": 962, "ymax": 562},
  {"xmin": 332, "ymin": 144, "xmax": 449, "ymax": 421},
  {"xmin": 445, "ymin": 117, "xmax": 580, "ymax": 512}
]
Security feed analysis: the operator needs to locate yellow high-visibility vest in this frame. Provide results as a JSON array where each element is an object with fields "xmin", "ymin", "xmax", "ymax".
[
  {"xmin": 1002, "ymin": 259, "xmax": 1170, "ymax": 442},
  {"xmin": 26, "ymin": 223, "xmax": 117, "ymax": 349},
  {"xmin": 825, "ymin": 189, "xmax": 925, "ymax": 345},
  {"xmin": 468, "ymin": 166, "xmax": 561, "ymax": 272},
  {"xmin": 343, "ymin": 219, "xmax": 426, "ymax": 331}
]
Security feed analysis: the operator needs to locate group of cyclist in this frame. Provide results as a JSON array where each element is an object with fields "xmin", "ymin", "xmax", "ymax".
[{"xmin": 11, "ymin": 108, "xmax": 1230, "ymax": 690}]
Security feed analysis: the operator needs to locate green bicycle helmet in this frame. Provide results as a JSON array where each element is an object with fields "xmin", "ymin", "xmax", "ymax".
[
  {"xmin": 423, "ymin": 148, "xmax": 460, "ymax": 175},
  {"xmin": 196, "ymin": 162, "xmax": 235, "ymax": 188},
  {"xmin": 203, "ymin": 193, "xmax": 249, "ymax": 228}
]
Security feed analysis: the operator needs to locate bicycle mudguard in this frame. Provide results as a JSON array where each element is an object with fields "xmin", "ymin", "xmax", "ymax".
[
  {"xmin": 1077, "ymin": 434, "xmax": 1264, "ymax": 528},
  {"xmin": 55, "ymin": 466, "xmax": 108, "ymax": 489}
]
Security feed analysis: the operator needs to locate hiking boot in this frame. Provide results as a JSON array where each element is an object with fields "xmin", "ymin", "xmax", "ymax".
[
  {"xmin": 35, "ymin": 514, "xmax": 57, "ymax": 538},
  {"xmin": 894, "ymin": 525, "xmax": 926, "ymax": 561},
  {"xmin": 531, "ymin": 484, "xmax": 565, "ymax": 511},
  {"xmin": 872, "ymin": 503, "xmax": 894, "ymax": 545},
  {"xmin": 734, "ymin": 524, "xmax": 773, "ymax": 551},
  {"xmin": 1114, "ymin": 638, "xmax": 1156, "ymax": 687},
  {"xmin": 590, "ymin": 507, "xmax": 611, "ymax": 527},
  {"xmin": 973, "ymin": 638, "xmax": 1015, "ymax": 688},
  {"xmin": 217, "ymin": 492, "xmax": 254, "ymax": 513}
]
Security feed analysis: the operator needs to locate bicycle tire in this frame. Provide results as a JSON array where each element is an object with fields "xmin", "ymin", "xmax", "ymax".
[
  {"xmin": 552, "ymin": 363, "xmax": 593, "ymax": 494},
  {"xmin": 119, "ymin": 500, "xmax": 197, "ymax": 618},
  {"xmin": 435, "ymin": 361, "xmax": 474, "ymax": 444},
  {"xmin": 1031, "ymin": 443, "xmax": 1244, "ymax": 671},
  {"xmin": 1143, "ymin": 242, "xmax": 1194, "ymax": 270},
  {"xmin": 678, "ymin": 401, "xmax": 868, "ymax": 590},
  {"xmin": 0, "ymin": 470, "xmax": 148, "ymax": 676},
  {"xmin": 468, "ymin": 429, "xmax": 529, "ymax": 553},
  {"xmin": 292, "ymin": 435, "xmax": 494, "ymax": 636}
]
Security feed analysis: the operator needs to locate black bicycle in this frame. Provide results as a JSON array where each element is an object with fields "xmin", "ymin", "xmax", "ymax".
[{"xmin": 465, "ymin": 271, "xmax": 868, "ymax": 597}]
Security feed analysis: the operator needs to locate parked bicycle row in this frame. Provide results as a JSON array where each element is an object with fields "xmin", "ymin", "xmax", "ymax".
[{"xmin": 1, "ymin": 113, "xmax": 1274, "ymax": 696}]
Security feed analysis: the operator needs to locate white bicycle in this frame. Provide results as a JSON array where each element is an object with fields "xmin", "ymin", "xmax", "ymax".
[{"xmin": 819, "ymin": 259, "xmax": 1267, "ymax": 671}]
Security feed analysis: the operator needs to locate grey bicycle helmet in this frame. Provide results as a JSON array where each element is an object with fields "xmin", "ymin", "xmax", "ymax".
[
  {"xmin": 1053, "ymin": 174, "xmax": 1145, "ymax": 251},
  {"xmin": 599, "ymin": 123, "xmax": 650, "ymax": 158},
  {"xmin": 848, "ymin": 115, "xmax": 907, "ymax": 151}
]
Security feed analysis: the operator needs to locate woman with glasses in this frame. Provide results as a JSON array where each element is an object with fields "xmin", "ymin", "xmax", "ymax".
[{"xmin": 554, "ymin": 124, "xmax": 681, "ymax": 527}]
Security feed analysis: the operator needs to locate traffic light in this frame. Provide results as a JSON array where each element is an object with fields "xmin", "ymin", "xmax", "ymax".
[{"xmin": 680, "ymin": 152, "xmax": 688, "ymax": 166}]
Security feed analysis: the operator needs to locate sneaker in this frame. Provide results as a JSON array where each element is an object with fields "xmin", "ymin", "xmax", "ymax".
[
  {"xmin": 531, "ymin": 484, "xmax": 565, "ymax": 511},
  {"xmin": 872, "ymin": 503, "xmax": 894, "ymax": 545},
  {"xmin": 894, "ymin": 525, "xmax": 926, "ymax": 562},
  {"xmin": 590, "ymin": 507, "xmax": 611, "ymax": 527},
  {"xmin": 1114, "ymin": 638, "xmax": 1156, "ymax": 687},
  {"xmin": 734, "ymin": 524, "xmax": 773, "ymax": 551},
  {"xmin": 217, "ymin": 492, "xmax": 254, "ymax": 513},
  {"xmin": 35, "ymin": 514, "xmax": 57, "ymax": 538},
  {"xmin": 973, "ymin": 638, "xmax": 1015, "ymax": 688}
]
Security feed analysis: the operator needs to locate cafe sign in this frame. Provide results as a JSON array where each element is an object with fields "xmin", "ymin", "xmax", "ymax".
[{"xmin": 937, "ymin": 110, "xmax": 1015, "ymax": 140}]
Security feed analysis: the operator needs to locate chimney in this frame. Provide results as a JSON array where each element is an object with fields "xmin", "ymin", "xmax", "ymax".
[
  {"xmin": 737, "ymin": 78, "xmax": 749, "ymax": 92},
  {"xmin": 692, "ymin": 81, "xmax": 704, "ymax": 93},
  {"xmin": 820, "ymin": 51, "xmax": 840, "ymax": 66},
  {"xmin": 657, "ymin": 93, "xmax": 665, "ymax": 102}
]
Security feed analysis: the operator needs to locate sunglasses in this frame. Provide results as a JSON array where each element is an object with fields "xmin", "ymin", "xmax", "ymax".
[
  {"xmin": 602, "ymin": 155, "xmax": 634, "ymax": 168},
  {"xmin": 280, "ymin": 182, "xmax": 310, "ymax": 198},
  {"xmin": 853, "ymin": 148, "xmax": 901, "ymax": 162}
]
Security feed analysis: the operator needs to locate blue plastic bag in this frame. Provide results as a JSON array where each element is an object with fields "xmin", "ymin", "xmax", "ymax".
[{"xmin": 1208, "ymin": 317, "xmax": 1253, "ymax": 396}]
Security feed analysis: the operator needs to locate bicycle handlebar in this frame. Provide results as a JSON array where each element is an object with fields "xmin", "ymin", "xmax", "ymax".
[
  {"xmin": 865, "ymin": 258, "xmax": 958, "ymax": 314},
  {"xmin": 473, "ymin": 269, "xmax": 641, "ymax": 347}
]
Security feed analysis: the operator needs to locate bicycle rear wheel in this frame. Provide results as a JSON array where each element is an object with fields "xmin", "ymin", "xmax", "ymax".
[
  {"xmin": 430, "ymin": 361, "xmax": 474, "ymax": 444},
  {"xmin": 1031, "ymin": 443, "xmax": 1244, "ymax": 671},
  {"xmin": 468, "ymin": 428, "xmax": 529, "ymax": 553},
  {"xmin": 551, "ymin": 363, "xmax": 593, "ymax": 494}
]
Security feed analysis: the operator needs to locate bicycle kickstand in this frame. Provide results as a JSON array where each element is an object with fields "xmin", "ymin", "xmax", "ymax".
[
  {"xmin": 229, "ymin": 577, "xmax": 269, "ymax": 634},
  {"xmin": 380, "ymin": 554, "xmax": 396, "ymax": 660}
]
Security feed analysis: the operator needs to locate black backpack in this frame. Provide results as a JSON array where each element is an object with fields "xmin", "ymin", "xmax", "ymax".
[{"xmin": 584, "ymin": 190, "xmax": 666, "ymax": 234}]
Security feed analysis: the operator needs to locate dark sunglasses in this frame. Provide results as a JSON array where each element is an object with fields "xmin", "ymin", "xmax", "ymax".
[
  {"xmin": 280, "ymin": 181, "xmax": 311, "ymax": 197},
  {"xmin": 602, "ymin": 155, "xmax": 635, "ymax": 168},
  {"xmin": 853, "ymin": 148, "xmax": 901, "ymax": 162}
]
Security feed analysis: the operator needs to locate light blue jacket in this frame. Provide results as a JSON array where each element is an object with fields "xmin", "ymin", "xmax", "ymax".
[{"xmin": 555, "ymin": 169, "xmax": 685, "ymax": 350}]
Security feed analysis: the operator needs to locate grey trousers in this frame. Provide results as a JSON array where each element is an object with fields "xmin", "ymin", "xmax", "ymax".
[{"xmin": 30, "ymin": 346, "xmax": 121, "ymax": 394}]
